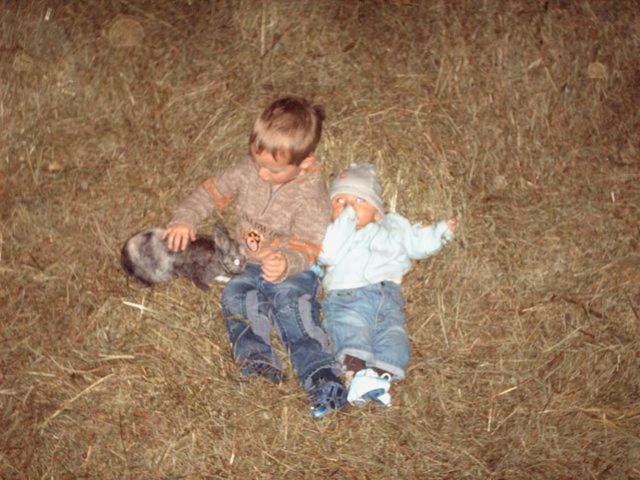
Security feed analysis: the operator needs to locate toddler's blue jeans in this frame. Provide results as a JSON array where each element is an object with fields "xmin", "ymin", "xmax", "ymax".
[
  {"xmin": 221, "ymin": 264, "xmax": 338, "ymax": 391},
  {"xmin": 322, "ymin": 281, "xmax": 409, "ymax": 380}
]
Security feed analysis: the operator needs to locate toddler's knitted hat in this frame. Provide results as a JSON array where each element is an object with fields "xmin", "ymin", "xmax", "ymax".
[{"xmin": 329, "ymin": 163, "xmax": 384, "ymax": 214}]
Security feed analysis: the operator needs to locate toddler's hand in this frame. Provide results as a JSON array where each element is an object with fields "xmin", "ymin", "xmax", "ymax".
[
  {"xmin": 261, "ymin": 251, "xmax": 287, "ymax": 282},
  {"xmin": 447, "ymin": 217, "xmax": 458, "ymax": 232},
  {"xmin": 162, "ymin": 223, "xmax": 196, "ymax": 252}
]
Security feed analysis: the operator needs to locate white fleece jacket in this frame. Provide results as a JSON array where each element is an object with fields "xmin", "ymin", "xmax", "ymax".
[{"xmin": 318, "ymin": 206, "xmax": 453, "ymax": 290}]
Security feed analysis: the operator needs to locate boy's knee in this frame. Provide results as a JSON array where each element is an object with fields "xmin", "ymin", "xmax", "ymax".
[
  {"xmin": 222, "ymin": 274, "xmax": 255, "ymax": 298},
  {"xmin": 221, "ymin": 288, "xmax": 237, "ymax": 308},
  {"xmin": 273, "ymin": 286, "xmax": 313, "ymax": 310},
  {"xmin": 221, "ymin": 285, "xmax": 251, "ymax": 314}
]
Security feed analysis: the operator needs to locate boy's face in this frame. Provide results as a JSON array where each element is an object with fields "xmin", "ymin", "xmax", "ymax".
[
  {"xmin": 250, "ymin": 143, "xmax": 311, "ymax": 186},
  {"xmin": 331, "ymin": 194, "xmax": 382, "ymax": 229}
]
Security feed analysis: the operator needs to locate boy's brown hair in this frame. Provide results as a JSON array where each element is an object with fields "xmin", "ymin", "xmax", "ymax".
[{"xmin": 249, "ymin": 96, "xmax": 326, "ymax": 166}]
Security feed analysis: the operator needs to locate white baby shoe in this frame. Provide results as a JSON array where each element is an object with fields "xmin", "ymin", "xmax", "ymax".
[{"xmin": 347, "ymin": 368, "xmax": 392, "ymax": 407}]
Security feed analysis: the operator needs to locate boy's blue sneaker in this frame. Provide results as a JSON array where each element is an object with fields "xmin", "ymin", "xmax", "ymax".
[
  {"xmin": 309, "ymin": 380, "xmax": 347, "ymax": 419},
  {"xmin": 308, "ymin": 370, "xmax": 347, "ymax": 419}
]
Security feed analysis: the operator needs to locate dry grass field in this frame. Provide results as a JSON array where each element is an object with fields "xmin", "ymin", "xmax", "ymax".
[{"xmin": 1, "ymin": 1, "xmax": 639, "ymax": 478}]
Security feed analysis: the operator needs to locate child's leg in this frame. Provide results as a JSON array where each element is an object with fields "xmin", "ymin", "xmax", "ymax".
[
  {"xmin": 265, "ymin": 270, "xmax": 339, "ymax": 387},
  {"xmin": 265, "ymin": 270, "xmax": 346, "ymax": 417},
  {"xmin": 322, "ymin": 288, "xmax": 376, "ymax": 375},
  {"xmin": 221, "ymin": 264, "xmax": 284, "ymax": 383},
  {"xmin": 370, "ymin": 282, "xmax": 409, "ymax": 381},
  {"xmin": 323, "ymin": 284, "xmax": 402, "ymax": 407},
  {"xmin": 323, "ymin": 287, "xmax": 395, "ymax": 406}
]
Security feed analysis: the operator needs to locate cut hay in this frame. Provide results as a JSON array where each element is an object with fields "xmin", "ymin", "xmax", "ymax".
[
  {"xmin": 1, "ymin": 1, "xmax": 639, "ymax": 479},
  {"xmin": 587, "ymin": 61, "xmax": 607, "ymax": 80},
  {"xmin": 107, "ymin": 16, "xmax": 145, "ymax": 48}
]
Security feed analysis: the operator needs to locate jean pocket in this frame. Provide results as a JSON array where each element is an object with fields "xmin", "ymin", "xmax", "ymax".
[
  {"xmin": 323, "ymin": 289, "xmax": 356, "ymax": 308},
  {"xmin": 386, "ymin": 287, "xmax": 405, "ymax": 308},
  {"xmin": 331, "ymin": 289, "xmax": 355, "ymax": 299}
]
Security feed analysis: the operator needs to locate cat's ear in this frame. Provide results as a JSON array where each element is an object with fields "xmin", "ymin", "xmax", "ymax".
[{"xmin": 212, "ymin": 220, "xmax": 232, "ymax": 252}]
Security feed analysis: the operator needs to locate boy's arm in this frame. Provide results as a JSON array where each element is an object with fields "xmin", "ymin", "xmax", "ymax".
[
  {"xmin": 401, "ymin": 218, "xmax": 454, "ymax": 260},
  {"xmin": 318, "ymin": 206, "xmax": 358, "ymax": 267},
  {"xmin": 278, "ymin": 193, "xmax": 333, "ymax": 278},
  {"xmin": 167, "ymin": 184, "xmax": 217, "ymax": 229},
  {"xmin": 167, "ymin": 159, "xmax": 247, "ymax": 228}
]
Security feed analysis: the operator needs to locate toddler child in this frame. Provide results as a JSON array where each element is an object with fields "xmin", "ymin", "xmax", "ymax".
[
  {"xmin": 164, "ymin": 96, "xmax": 346, "ymax": 418},
  {"xmin": 319, "ymin": 163, "xmax": 457, "ymax": 407}
]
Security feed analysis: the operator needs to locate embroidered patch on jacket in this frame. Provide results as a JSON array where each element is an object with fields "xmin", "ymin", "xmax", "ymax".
[{"xmin": 244, "ymin": 230, "xmax": 263, "ymax": 252}]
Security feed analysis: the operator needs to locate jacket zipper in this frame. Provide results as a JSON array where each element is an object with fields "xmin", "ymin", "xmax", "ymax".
[{"xmin": 259, "ymin": 183, "xmax": 287, "ymax": 216}]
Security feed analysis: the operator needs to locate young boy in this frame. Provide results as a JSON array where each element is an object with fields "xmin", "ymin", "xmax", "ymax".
[
  {"xmin": 319, "ymin": 163, "xmax": 457, "ymax": 407},
  {"xmin": 163, "ymin": 96, "xmax": 346, "ymax": 418}
]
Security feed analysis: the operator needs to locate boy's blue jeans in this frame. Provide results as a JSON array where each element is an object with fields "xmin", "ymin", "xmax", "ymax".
[
  {"xmin": 221, "ymin": 264, "xmax": 338, "ymax": 391},
  {"xmin": 322, "ymin": 281, "xmax": 409, "ymax": 380}
]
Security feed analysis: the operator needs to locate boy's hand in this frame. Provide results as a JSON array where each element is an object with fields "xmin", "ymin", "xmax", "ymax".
[
  {"xmin": 447, "ymin": 217, "xmax": 458, "ymax": 232},
  {"xmin": 261, "ymin": 251, "xmax": 287, "ymax": 282},
  {"xmin": 162, "ymin": 223, "xmax": 196, "ymax": 252}
]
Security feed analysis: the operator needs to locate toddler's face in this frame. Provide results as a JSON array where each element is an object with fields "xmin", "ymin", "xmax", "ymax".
[
  {"xmin": 331, "ymin": 194, "xmax": 381, "ymax": 229},
  {"xmin": 250, "ymin": 143, "xmax": 302, "ymax": 186}
]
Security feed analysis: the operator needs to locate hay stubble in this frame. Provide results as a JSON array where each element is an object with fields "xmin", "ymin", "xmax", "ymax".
[{"xmin": 1, "ymin": 1, "xmax": 639, "ymax": 478}]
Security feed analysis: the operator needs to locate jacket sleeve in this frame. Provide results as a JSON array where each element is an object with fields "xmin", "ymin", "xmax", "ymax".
[
  {"xmin": 318, "ymin": 206, "xmax": 358, "ymax": 267},
  {"xmin": 280, "ymin": 184, "xmax": 332, "ymax": 278},
  {"xmin": 167, "ymin": 160, "xmax": 247, "ymax": 228},
  {"xmin": 402, "ymin": 219, "xmax": 454, "ymax": 260},
  {"xmin": 167, "ymin": 184, "xmax": 216, "ymax": 229}
]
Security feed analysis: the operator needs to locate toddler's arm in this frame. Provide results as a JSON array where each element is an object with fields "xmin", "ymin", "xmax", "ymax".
[
  {"xmin": 318, "ymin": 206, "xmax": 358, "ymax": 267},
  {"xmin": 402, "ymin": 216, "xmax": 456, "ymax": 260}
]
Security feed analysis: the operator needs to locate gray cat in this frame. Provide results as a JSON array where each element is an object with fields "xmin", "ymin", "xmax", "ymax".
[{"xmin": 121, "ymin": 220, "xmax": 246, "ymax": 291}]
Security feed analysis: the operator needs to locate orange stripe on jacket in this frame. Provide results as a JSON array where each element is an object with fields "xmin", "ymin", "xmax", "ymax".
[
  {"xmin": 303, "ymin": 163, "xmax": 321, "ymax": 175},
  {"xmin": 287, "ymin": 234, "xmax": 322, "ymax": 263},
  {"xmin": 202, "ymin": 177, "xmax": 233, "ymax": 210}
]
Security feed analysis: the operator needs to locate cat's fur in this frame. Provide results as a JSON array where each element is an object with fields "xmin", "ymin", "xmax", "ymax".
[{"xmin": 121, "ymin": 221, "xmax": 246, "ymax": 291}]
